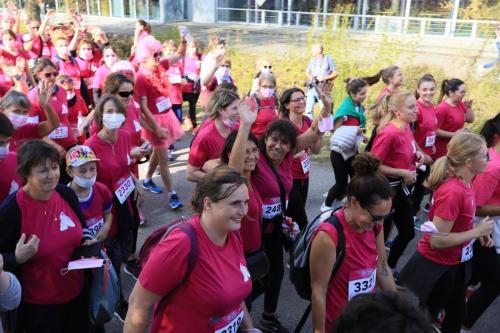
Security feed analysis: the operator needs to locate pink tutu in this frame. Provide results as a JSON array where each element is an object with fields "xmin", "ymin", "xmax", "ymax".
[{"xmin": 142, "ymin": 111, "xmax": 184, "ymax": 148}]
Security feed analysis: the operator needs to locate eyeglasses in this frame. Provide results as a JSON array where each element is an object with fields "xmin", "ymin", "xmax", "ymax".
[
  {"xmin": 263, "ymin": 65, "xmax": 272, "ymax": 69},
  {"xmin": 44, "ymin": 72, "xmax": 59, "ymax": 79},
  {"xmin": 118, "ymin": 90, "xmax": 134, "ymax": 97},
  {"xmin": 60, "ymin": 78, "xmax": 73, "ymax": 84},
  {"xmin": 220, "ymin": 64, "xmax": 230, "ymax": 68},
  {"xmin": 365, "ymin": 207, "xmax": 395, "ymax": 223},
  {"xmin": 290, "ymin": 97, "xmax": 306, "ymax": 103}
]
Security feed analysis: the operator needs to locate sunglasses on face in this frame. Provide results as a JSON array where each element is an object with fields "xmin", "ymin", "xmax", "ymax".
[
  {"xmin": 263, "ymin": 65, "xmax": 272, "ymax": 69},
  {"xmin": 44, "ymin": 72, "xmax": 59, "ymax": 79},
  {"xmin": 118, "ymin": 90, "xmax": 134, "ymax": 98},
  {"xmin": 153, "ymin": 52, "xmax": 161, "ymax": 58},
  {"xmin": 60, "ymin": 78, "xmax": 74, "ymax": 84},
  {"xmin": 365, "ymin": 207, "xmax": 395, "ymax": 223},
  {"xmin": 220, "ymin": 64, "xmax": 230, "ymax": 68},
  {"xmin": 290, "ymin": 97, "xmax": 305, "ymax": 103}
]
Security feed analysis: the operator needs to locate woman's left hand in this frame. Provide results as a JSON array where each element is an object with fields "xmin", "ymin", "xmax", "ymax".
[
  {"xmin": 463, "ymin": 98, "xmax": 473, "ymax": 110},
  {"xmin": 479, "ymin": 235, "xmax": 494, "ymax": 248},
  {"xmin": 415, "ymin": 151, "xmax": 426, "ymax": 165}
]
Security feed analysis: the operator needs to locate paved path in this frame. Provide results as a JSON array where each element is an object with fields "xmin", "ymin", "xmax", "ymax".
[{"xmin": 105, "ymin": 130, "xmax": 500, "ymax": 332}]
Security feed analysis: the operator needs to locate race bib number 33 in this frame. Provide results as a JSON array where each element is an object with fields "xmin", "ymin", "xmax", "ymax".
[{"xmin": 348, "ymin": 268, "xmax": 376, "ymax": 301}]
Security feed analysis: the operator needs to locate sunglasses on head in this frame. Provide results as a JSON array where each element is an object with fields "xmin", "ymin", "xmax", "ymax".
[
  {"xmin": 44, "ymin": 72, "xmax": 59, "ymax": 79},
  {"xmin": 118, "ymin": 90, "xmax": 134, "ymax": 98},
  {"xmin": 365, "ymin": 207, "xmax": 395, "ymax": 223}
]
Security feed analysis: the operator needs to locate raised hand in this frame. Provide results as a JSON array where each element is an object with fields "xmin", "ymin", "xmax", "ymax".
[
  {"xmin": 238, "ymin": 99, "xmax": 257, "ymax": 126},
  {"xmin": 315, "ymin": 80, "xmax": 333, "ymax": 117},
  {"xmin": 37, "ymin": 80, "xmax": 54, "ymax": 109}
]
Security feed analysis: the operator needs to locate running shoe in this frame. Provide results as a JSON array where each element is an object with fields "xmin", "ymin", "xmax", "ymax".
[
  {"xmin": 114, "ymin": 300, "xmax": 129, "ymax": 323},
  {"xmin": 465, "ymin": 282, "xmax": 481, "ymax": 301},
  {"xmin": 141, "ymin": 179, "xmax": 163, "ymax": 194},
  {"xmin": 258, "ymin": 315, "xmax": 290, "ymax": 333},
  {"xmin": 168, "ymin": 148, "xmax": 174, "ymax": 161},
  {"xmin": 139, "ymin": 210, "xmax": 147, "ymax": 226},
  {"xmin": 124, "ymin": 259, "xmax": 140, "ymax": 281},
  {"xmin": 169, "ymin": 194, "xmax": 183, "ymax": 210}
]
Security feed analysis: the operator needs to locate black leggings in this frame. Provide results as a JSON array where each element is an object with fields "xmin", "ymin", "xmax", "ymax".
[
  {"xmin": 285, "ymin": 178, "xmax": 309, "ymax": 230},
  {"xmin": 384, "ymin": 183, "xmax": 415, "ymax": 268},
  {"xmin": 325, "ymin": 151, "xmax": 354, "ymax": 207},
  {"xmin": 412, "ymin": 166, "xmax": 431, "ymax": 213},
  {"xmin": 183, "ymin": 92, "xmax": 200, "ymax": 128},
  {"xmin": 262, "ymin": 217, "xmax": 284, "ymax": 315},
  {"xmin": 427, "ymin": 263, "xmax": 468, "ymax": 333},
  {"xmin": 464, "ymin": 243, "xmax": 500, "ymax": 328}
]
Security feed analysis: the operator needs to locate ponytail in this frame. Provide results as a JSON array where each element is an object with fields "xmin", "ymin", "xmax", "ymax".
[
  {"xmin": 362, "ymin": 66, "xmax": 400, "ymax": 86},
  {"xmin": 344, "ymin": 77, "xmax": 368, "ymax": 97},
  {"xmin": 424, "ymin": 156, "xmax": 449, "ymax": 189},
  {"xmin": 479, "ymin": 114, "xmax": 500, "ymax": 148},
  {"xmin": 438, "ymin": 78, "xmax": 464, "ymax": 102}
]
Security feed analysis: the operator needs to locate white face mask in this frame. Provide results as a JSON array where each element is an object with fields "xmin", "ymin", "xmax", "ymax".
[
  {"xmin": 222, "ymin": 118, "xmax": 238, "ymax": 129},
  {"xmin": 260, "ymin": 87, "xmax": 275, "ymax": 98},
  {"xmin": 8, "ymin": 112, "xmax": 28, "ymax": 129},
  {"xmin": 3, "ymin": 40, "xmax": 16, "ymax": 49},
  {"xmin": 79, "ymin": 50, "xmax": 93, "ymax": 61},
  {"xmin": 102, "ymin": 113, "xmax": 125, "ymax": 130},
  {"xmin": 0, "ymin": 144, "xmax": 9, "ymax": 159},
  {"xmin": 73, "ymin": 175, "xmax": 96, "ymax": 188},
  {"xmin": 57, "ymin": 46, "xmax": 69, "ymax": 56}
]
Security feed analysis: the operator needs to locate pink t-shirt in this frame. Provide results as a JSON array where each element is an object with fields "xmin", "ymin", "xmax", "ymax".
[
  {"xmin": 182, "ymin": 55, "xmax": 201, "ymax": 93},
  {"xmin": 0, "ymin": 152, "xmax": 21, "ymax": 204},
  {"xmin": 52, "ymin": 56, "xmax": 82, "ymax": 91},
  {"xmin": 134, "ymin": 69, "xmax": 174, "ymax": 115},
  {"xmin": 249, "ymin": 95, "xmax": 278, "ymax": 139},
  {"xmin": 314, "ymin": 209, "xmax": 381, "ymax": 331},
  {"xmin": 418, "ymin": 177, "xmax": 476, "ymax": 265},
  {"xmin": 290, "ymin": 117, "xmax": 312, "ymax": 180},
  {"xmin": 241, "ymin": 184, "xmax": 263, "ymax": 254},
  {"xmin": 414, "ymin": 100, "xmax": 438, "ymax": 156},
  {"xmin": 9, "ymin": 123, "xmax": 39, "ymax": 152},
  {"xmin": 74, "ymin": 56, "xmax": 100, "ymax": 89},
  {"xmin": 166, "ymin": 61, "xmax": 184, "ymax": 105},
  {"xmin": 434, "ymin": 101, "xmax": 467, "ymax": 158},
  {"xmin": 92, "ymin": 64, "xmax": 111, "ymax": 90},
  {"xmin": 473, "ymin": 147, "xmax": 500, "ymax": 206},
  {"xmin": 17, "ymin": 189, "xmax": 84, "ymax": 304},
  {"xmin": 139, "ymin": 216, "xmax": 252, "ymax": 333},
  {"xmin": 28, "ymin": 86, "xmax": 77, "ymax": 149},
  {"xmin": 120, "ymin": 102, "xmax": 142, "ymax": 148},
  {"xmin": 371, "ymin": 123, "xmax": 416, "ymax": 171},
  {"xmin": 188, "ymin": 120, "xmax": 226, "ymax": 168}
]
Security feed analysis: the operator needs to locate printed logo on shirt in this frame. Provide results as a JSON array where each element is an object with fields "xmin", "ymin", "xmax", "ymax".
[
  {"xmin": 59, "ymin": 212, "xmax": 76, "ymax": 231},
  {"xmin": 240, "ymin": 263, "xmax": 251, "ymax": 282}
]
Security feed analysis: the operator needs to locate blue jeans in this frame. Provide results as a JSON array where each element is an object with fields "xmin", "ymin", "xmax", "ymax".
[
  {"xmin": 483, "ymin": 41, "xmax": 500, "ymax": 69},
  {"xmin": 305, "ymin": 87, "xmax": 323, "ymax": 120},
  {"xmin": 172, "ymin": 104, "xmax": 183, "ymax": 123}
]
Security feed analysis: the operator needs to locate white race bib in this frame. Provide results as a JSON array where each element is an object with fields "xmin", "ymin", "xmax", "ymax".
[
  {"xmin": 73, "ymin": 79, "xmax": 81, "ymax": 90},
  {"xmin": 262, "ymin": 197, "xmax": 282, "ymax": 219},
  {"xmin": 61, "ymin": 104, "xmax": 68, "ymax": 115},
  {"xmin": 300, "ymin": 153, "xmax": 311, "ymax": 174},
  {"xmin": 425, "ymin": 134, "xmax": 436, "ymax": 148},
  {"xmin": 114, "ymin": 176, "xmax": 135, "ymax": 204},
  {"xmin": 168, "ymin": 75, "xmax": 182, "ymax": 84},
  {"xmin": 461, "ymin": 240, "xmax": 474, "ymax": 262},
  {"xmin": 86, "ymin": 217, "xmax": 104, "ymax": 236},
  {"xmin": 48, "ymin": 126, "xmax": 69, "ymax": 139},
  {"xmin": 155, "ymin": 97, "xmax": 172, "ymax": 113},
  {"xmin": 213, "ymin": 308, "xmax": 244, "ymax": 333},
  {"xmin": 133, "ymin": 120, "xmax": 141, "ymax": 132},
  {"xmin": 348, "ymin": 268, "xmax": 376, "ymax": 301}
]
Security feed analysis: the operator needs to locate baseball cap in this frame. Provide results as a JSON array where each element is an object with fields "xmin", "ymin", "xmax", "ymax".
[{"xmin": 66, "ymin": 145, "xmax": 100, "ymax": 168}]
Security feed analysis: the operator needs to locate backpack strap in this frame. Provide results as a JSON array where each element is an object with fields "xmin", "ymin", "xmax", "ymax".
[
  {"xmin": 294, "ymin": 212, "xmax": 346, "ymax": 333},
  {"xmin": 153, "ymin": 222, "xmax": 199, "ymax": 316}
]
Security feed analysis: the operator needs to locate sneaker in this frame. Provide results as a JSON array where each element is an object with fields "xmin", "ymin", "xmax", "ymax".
[
  {"xmin": 465, "ymin": 282, "xmax": 481, "ymax": 301},
  {"xmin": 423, "ymin": 202, "xmax": 431, "ymax": 213},
  {"xmin": 141, "ymin": 179, "xmax": 163, "ymax": 194},
  {"xmin": 124, "ymin": 259, "xmax": 140, "ymax": 281},
  {"xmin": 169, "ymin": 194, "xmax": 183, "ymax": 210},
  {"xmin": 139, "ymin": 210, "xmax": 147, "ymax": 226},
  {"xmin": 168, "ymin": 149, "xmax": 174, "ymax": 161},
  {"xmin": 114, "ymin": 300, "xmax": 129, "ymax": 323},
  {"xmin": 258, "ymin": 315, "xmax": 290, "ymax": 333}
]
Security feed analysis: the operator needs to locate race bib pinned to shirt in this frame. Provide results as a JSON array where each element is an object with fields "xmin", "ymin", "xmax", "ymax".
[
  {"xmin": 114, "ymin": 176, "xmax": 135, "ymax": 204},
  {"xmin": 461, "ymin": 240, "xmax": 474, "ymax": 262},
  {"xmin": 212, "ymin": 308, "xmax": 244, "ymax": 333},
  {"xmin": 348, "ymin": 268, "xmax": 376, "ymax": 300},
  {"xmin": 155, "ymin": 97, "xmax": 172, "ymax": 113},
  {"xmin": 425, "ymin": 134, "xmax": 436, "ymax": 148},
  {"xmin": 86, "ymin": 217, "xmax": 105, "ymax": 236},
  {"xmin": 48, "ymin": 126, "xmax": 69, "ymax": 139},
  {"xmin": 262, "ymin": 197, "xmax": 282, "ymax": 219},
  {"xmin": 300, "ymin": 153, "xmax": 311, "ymax": 174},
  {"xmin": 61, "ymin": 104, "xmax": 68, "ymax": 115},
  {"xmin": 133, "ymin": 120, "xmax": 141, "ymax": 132}
]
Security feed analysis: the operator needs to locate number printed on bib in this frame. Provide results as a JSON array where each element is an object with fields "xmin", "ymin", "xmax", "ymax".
[
  {"xmin": 300, "ymin": 153, "xmax": 311, "ymax": 174},
  {"xmin": 425, "ymin": 134, "xmax": 436, "ymax": 148},
  {"xmin": 155, "ymin": 97, "xmax": 172, "ymax": 113},
  {"xmin": 461, "ymin": 240, "xmax": 474, "ymax": 262},
  {"xmin": 262, "ymin": 197, "xmax": 282, "ymax": 219},
  {"xmin": 348, "ymin": 268, "xmax": 376, "ymax": 300},
  {"xmin": 48, "ymin": 126, "xmax": 69, "ymax": 139},
  {"xmin": 213, "ymin": 308, "xmax": 244, "ymax": 333},
  {"xmin": 114, "ymin": 176, "xmax": 135, "ymax": 204},
  {"xmin": 86, "ymin": 217, "xmax": 104, "ymax": 236}
]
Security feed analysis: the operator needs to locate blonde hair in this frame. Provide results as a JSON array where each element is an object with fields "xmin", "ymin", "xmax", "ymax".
[
  {"xmin": 377, "ymin": 90, "xmax": 413, "ymax": 122},
  {"xmin": 425, "ymin": 132, "xmax": 486, "ymax": 189},
  {"xmin": 206, "ymin": 89, "xmax": 240, "ymax": 119}
]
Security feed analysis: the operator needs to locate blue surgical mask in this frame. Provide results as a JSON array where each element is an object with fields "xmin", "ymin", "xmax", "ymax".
[{"xmin": 73, "ymin": 175, "xmax": 96, "ymax": 188}]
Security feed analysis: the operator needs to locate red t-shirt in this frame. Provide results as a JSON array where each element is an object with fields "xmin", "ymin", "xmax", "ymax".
[
  {"xmin": 249, "ymin": 95, "xmax": 278, "ymax": 139},
  {"xmin": 92, "ymin": 64, "xmax": 110, "ymax": 90},
  {"xmin": 166, "ymin": 61, "xmax": 184, "ymax": 105},
  {"xmin": 0, "ymin": 50, "xmax": 29, "ymax": 84},
  {"xmin": 52, "ymin": 56, "xmax": 82, "ymax": 91},
  {"xmin": 188, "ymin": 120, "xmax": 226, "ymax": 168},
  {"xmin": 418, "ymin": 177, "xmax": 476, "ymax": 265},
  {"xmin": 182, "ymin": 55, "xmax": 201, "ymax": 93},
  {"xmin": 434, "ymin": 101, "xmax": 467, "ymax": 158},
  {"xmin": 139, "ymin": 216, "xmax": 252, "ymax": 333},
  {"xmin": 28, "ymin": 86, "xmax": 77, "ymax": 149},
  {"xmin": 84, "ymin": 130, "xmax": 133, "ymax": 237},
  {"xmin": 0, "ymin": 152, "xmax": 21, "ymax": 204},
  {"xmin": 291, "ymin": 117, "xmax": 312, "ymax": 180},
  {"xmin": 134, "ymin": 69, "xmax": 173, "ymax": 115},
  {"xmin": 473, "ymin": 147, "xmax": 500, "ymax": 206},
  {"xmin": 78, "ymin": 181, "xmax": 113, "ymax": 237},
  {"xmin": 74, "ymin": 56, "xmax": 100, "ymax": 89},
  {"xmin": 252, "ymin": 151, "xmax": 293, "ymax": 223},
  {"xmin": 314, "ymin": 209, "xmax": 381, "ymax": 331},
  {"xmin": 9, "ymin": 123, "xmax": 39, "ymax": 152},
  {"xmin": 414, "ymin": 100, "xmax": 438, "ymax": 156},
  {"xmin": 27, "ymin": 36, "xmax": 43, "ymax": 58},
  {"xmin": 41, "ymin": 40, "xmax": 55, "ymax": 59},
  {"xmin": 16, "ymin": 189, "xmax": 84, "ymax": 304},
  {"xmin": 371, "ymin": 123, "xmax": 416, "ymax": 171},
  {"xmin": 241, "ymin": 183, "xmax": 263, "ymax": 254},
  {"xmin": 120, "ymin": 102, "xmax": 142, "ymax": 148}
]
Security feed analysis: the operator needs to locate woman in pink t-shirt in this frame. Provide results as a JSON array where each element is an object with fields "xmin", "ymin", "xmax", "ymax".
[
  {"xmin": 371, "ymin": 91, "xmax": 425, "ymax": 272},
  {"xmin": 399, "ymin": 132, "xmax": 493, "ymax": 333},
  {"xmin": 434, "ymin": 78, "xmax": 475, "ymax": 159},
  {"xmin": 310, "ymin": 153, "xmax": 397, "ymax": 332},
  {"xmin": 125, "ymin": 167, "xmax": 259, "ymax": 333},
  {"xmin": 463, "ymin": 115, "xmax": 500, "ymax": 331},
  {"xmin": 182, "ymin": 41, "xmax": 203, "ymax": 129},
  {"xmin": 92, "ymin": 46, "xmax": 118, "ymax": 103}
]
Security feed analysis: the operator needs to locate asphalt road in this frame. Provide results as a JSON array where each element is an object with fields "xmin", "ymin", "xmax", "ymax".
[{"xmin": 106, "ymin": 131, "xmax": 500, "ymax": 333}]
